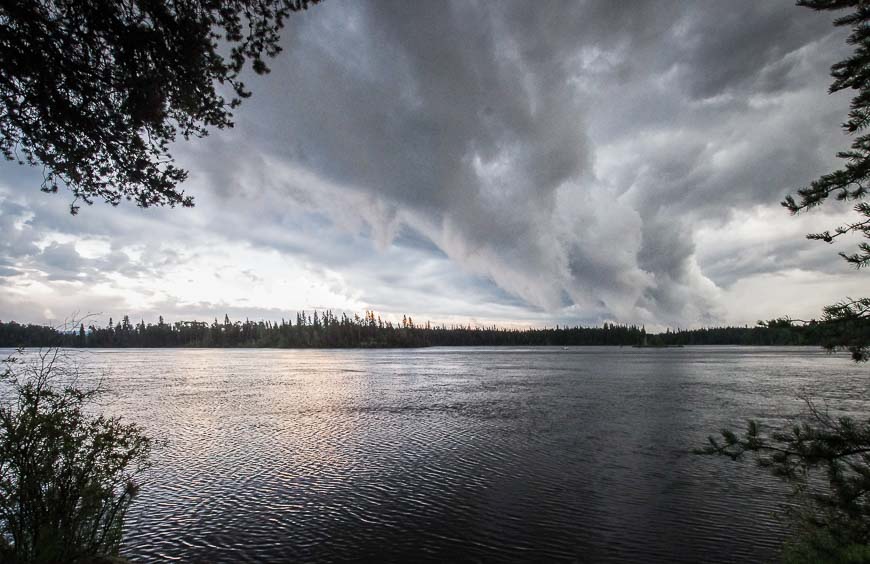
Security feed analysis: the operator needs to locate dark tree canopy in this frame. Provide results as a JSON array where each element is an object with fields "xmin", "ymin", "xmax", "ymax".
[
  {"xmin": 0, "ymin": 0, "xmax": 319, "ymax": 213},
  {"xmin": 0, "ymin": 314, "xmax": 840, "ymax": 349}
]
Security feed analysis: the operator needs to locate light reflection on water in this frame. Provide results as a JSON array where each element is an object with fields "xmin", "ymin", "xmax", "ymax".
[{"xmin": 6, "ymin": 346, "xmax": 866, "ymax": 563}]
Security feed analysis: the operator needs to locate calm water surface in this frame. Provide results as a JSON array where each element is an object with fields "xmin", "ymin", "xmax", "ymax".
[{"xmin": 10, "ymin": 346, "xmax": 869, "ymax": 563}]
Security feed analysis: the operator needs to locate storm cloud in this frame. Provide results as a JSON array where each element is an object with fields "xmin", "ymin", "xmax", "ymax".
[{"xmin": 0, "ymin": 1, "xmax": 862, "ymax": 328}]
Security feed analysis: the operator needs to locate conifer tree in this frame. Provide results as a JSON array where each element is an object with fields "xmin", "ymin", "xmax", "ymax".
[
  {"xmin": 782, "ymin": 0, "xmax": 870, "ymax": 361},
  {"xmin": 702, "ymin": 3, "xmax": 870, "ymax": 558}
]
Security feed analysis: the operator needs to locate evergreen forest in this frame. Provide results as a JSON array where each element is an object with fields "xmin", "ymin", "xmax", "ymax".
[{"xmin": 0, "ymin": 312, "xmax": 858, "ymax": 349}]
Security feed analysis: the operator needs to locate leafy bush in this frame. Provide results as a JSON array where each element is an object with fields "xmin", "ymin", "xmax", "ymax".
[
  {"xmin": 0, "ymin": 348, "xmax": 155, "ymax": 563},
  {"xmin": 782, "ymin": 526, "xmax": 870, "ymax": 564}
]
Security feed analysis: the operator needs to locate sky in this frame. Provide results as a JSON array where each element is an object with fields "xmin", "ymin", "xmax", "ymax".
[{"xmin": 0, "ymin": 0, "xmax": 867, "ymax": 331}]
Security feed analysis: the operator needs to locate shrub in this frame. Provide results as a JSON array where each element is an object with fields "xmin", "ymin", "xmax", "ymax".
[{"xmin": 0, "ymin": 347, "xmax": 154, "ymax": 563}]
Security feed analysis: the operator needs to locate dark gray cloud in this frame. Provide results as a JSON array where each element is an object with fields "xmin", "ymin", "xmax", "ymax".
[
  {"xmin": 0, "ymin": 1, "xmax": 861, "ymax": 327},
  {"xmin": 219, "ymin": 0, "xmax": 850, "ymax": 324}
]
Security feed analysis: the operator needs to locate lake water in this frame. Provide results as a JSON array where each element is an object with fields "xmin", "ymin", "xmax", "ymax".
[{"xmin": 5, "ymin": 346, "xmax": 868, "ymax": 562}]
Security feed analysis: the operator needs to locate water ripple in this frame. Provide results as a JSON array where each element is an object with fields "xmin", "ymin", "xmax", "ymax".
[{"xmin": 11, "ymin": 346, "xmax": 862, "ymax": 563}]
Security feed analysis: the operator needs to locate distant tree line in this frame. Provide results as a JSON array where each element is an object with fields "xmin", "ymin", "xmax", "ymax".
[
  {"xmin": 0, "ymin": 312, "xmax": 857, "ymax": 349},
  {"xmin": 647, "ymin": 317, "xmax": 870, "ymax": 349}
]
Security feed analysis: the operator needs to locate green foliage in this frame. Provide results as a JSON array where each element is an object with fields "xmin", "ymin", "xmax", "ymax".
[
  {"xmin": 699, "ymin": 400, "xmax": 870, "ymax": 548},
  {"xmin": 757, "ymin": 312, "xmax": 870, "ymax": 360},
  {"xmin": 779, "ymin": 1, "xmax": 870, "ymax": 358},
  {"xmin": 820, "ymin": 298, "xmax": 870, "ymax": 361},
  {"xmin": 782, "ymin": 526, "xmax": 870, "ymax": 564},
  {"xmin": 0, "ymin": 348, "xmax": 155, "ymax": 563},
  {"xmin": 700, "ymin": 2, "xmax": 870, "ymax": 559},
  {"xmin": 783, "ymin": 1, "xmax": 870, "ymax": 270},
  {"xmin": 0, "ymin": 0, "xmax": 319, "ymax": 213}
]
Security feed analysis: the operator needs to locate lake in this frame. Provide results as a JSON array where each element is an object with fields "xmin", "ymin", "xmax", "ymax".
[{"xmin": 6, "ymin": 346, "xmax": 867, "ymax": 562}]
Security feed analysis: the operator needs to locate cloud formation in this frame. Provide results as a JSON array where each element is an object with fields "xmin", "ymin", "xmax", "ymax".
[{"xmin": 0, "ymin": 1, "xmax": 863, "ymax": 329}]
